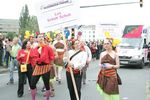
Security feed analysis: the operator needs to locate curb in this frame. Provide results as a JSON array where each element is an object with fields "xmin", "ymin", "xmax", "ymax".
[{"xmin": 0, "ymin": 68, "xmax": 9, "ymax": 74}]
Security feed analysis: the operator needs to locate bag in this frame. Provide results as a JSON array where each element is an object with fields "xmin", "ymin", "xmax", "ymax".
[
  {"xmin": 20, "ymin": 51, "xmax": 30, "ymax": 73},
  {"xmin": 117, "ymin": 73, "xmax": 122, "ymax": 85},
  {"xmin": 20, "ymin": 64, "xmax": 27, "ymax": 72}
]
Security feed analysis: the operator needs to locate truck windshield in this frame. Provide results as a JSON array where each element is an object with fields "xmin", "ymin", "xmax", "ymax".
[{"xmin": 119, "ymin": 38, "xmax": 142, "ymax": 49}]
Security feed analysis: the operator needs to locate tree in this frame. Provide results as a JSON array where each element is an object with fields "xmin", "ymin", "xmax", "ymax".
[
  {"xmin": 19, "ymin": 4, "xmax": 39, "ymax": 40},
  {"xmin": 19, "ymin": 4, "xmax": 30, "ymax": 39},
  {"xmin": 6, "ymin": 32, "xmax": 17, "ymax": 40},
  {"xmin": 28, "ymin": 16, "xmax": 39, "ymax": 34}
]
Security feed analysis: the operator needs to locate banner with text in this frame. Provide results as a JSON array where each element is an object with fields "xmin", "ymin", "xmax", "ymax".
[{"xmin": 36, "ymin": 0, "xmax": 79, "ymax": 33}]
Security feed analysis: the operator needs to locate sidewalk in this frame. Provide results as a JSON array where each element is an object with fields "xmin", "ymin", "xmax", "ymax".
[{"xmin": 0, "ymin": 66, "xmax": 8, "ymax": 74}]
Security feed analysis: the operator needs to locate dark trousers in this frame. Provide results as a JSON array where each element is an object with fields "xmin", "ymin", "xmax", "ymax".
[
  {"xmin": 0, "ymin": 50, "xmax": 3, "ymax": 66},
  {"xmin": 4, "ymin": 51, "xmax": 10, "ymax": 67},
  {"xmin": 17, "ymin": 64, "xmax": 33, "ymax": 95},
  {"xmin": 30, "ymin": 71, "xmax": 50, "ymax": 90},
  {"xmin": 66, "ymin": 71, "xmax": 82, "ymax": 100}
]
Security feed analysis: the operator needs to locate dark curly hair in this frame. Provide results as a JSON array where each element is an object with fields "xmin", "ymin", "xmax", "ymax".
[{"xmin": 22, "ymin": 40, "xmax": 28, "ymax": 49}]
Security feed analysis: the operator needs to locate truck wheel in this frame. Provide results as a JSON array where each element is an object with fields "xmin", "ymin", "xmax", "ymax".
[{"xmin": 139, "ymin": 59, "xmax": 144, "ymax": 69}]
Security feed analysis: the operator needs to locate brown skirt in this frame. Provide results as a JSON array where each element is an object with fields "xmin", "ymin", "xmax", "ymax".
[{"xmin": 97, "ymin": 71, "xmax": 119, "ymax": 95}]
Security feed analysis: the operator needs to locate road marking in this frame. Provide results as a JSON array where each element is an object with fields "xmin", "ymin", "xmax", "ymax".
[{"xmin": 122, "ymin": 97, "xmax": 128, "ymax": 100}]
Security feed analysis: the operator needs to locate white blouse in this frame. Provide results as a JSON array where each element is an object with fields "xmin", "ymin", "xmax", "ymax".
[{"xmin": 68, "ymin": 50, "xmax": 87, "ymax": 69}]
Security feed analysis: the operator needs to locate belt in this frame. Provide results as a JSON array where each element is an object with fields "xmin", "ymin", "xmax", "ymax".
[{"xmin": 36, "ymin": 62, "xmax": 48, "ymax": 66}]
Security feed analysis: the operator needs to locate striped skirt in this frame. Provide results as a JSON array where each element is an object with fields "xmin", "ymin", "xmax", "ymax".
[{"xmin": 32, "ymin": 64, "xmax": 52, "ymax": 76}]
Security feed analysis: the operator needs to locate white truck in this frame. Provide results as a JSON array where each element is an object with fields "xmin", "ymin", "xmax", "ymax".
[{"xmin": 118, "ymin": 25, "xmax": 150, "ymax": 68}]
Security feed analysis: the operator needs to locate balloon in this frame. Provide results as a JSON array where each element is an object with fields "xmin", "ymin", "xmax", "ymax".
[
  {"xmin": 64, "ymin": 29, "xmax": 70, "ymax": 39},
  {"xmin": 78, "ymin": 31, "xmax": 82, "ymax": 36},
  {"xmin": 104, "ymin": 31, "xmax": 121, "ymax": 47},
  {"xmin": 45, "ymin": 32, "xmax": 52, "ymax": 41},
  {"xmin": 24, "ymin": 31, "xmax": 30, "ymax": 39},
  {"xmin": 35, "ymin": 31, "xmax": 39, "ymax": 36},
  {"xmin": 104, "ymin": 32, "xmax": 111, "ymax": 38},
  {"xmin": 112, "ymin": 39, "xmax": 121, "ymax": 47}
]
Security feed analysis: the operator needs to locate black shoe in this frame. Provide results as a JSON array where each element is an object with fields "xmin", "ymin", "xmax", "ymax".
[
  {"xmin": 58, "ymin": 80, "xmax": 61, "ymax": 84},
  {"xmin": 18, "ymin": 94, "xmax": 23, "ymax": 97},
  {"xmin": 7, "ymin": 81, "xmax": 14, "ymax": 85}
]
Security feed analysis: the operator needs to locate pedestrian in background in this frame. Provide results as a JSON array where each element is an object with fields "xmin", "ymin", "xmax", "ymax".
[
  {"xmin": 4, "ymin": 38, "xmax": 11, "ymax": 67},
  {"xmin": 0, "ymin": 33, "xmax": 4, "ymax": 67},
  {"xmin": 96, "ymin": 38, "xmax": 121, "ymax": 100},
  {"xmin": 7, "ymin": 37, "xmax": 21, "ymax": 85}
]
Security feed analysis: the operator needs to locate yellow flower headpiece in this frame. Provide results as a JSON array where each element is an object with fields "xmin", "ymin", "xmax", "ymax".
[
  {"xmin": 24, "ymin": 31, "xmax": 30, "ymax": 39},
  {"xmin": 104, "ymin": 32, "xmax": 121, "ymax": 47},
  {"xmin": 45, "ymin": 32, "xmax": 52, "ymax": 42}
]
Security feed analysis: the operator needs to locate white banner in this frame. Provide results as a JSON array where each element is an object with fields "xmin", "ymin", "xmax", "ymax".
[{"xmin": 35, "ymin": 0, "xmax": 79, "ymax": 33}]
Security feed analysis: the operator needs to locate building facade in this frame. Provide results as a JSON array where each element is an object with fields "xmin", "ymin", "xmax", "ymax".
[
  {"xmin": 0, "ymin": 19, "xmax": 19, "ymax": 34},
  {"xmin": 79, "ymin": 25, "xmax": 96, "ymax": 41}
]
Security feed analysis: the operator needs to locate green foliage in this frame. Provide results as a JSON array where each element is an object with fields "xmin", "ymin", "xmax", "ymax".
[
  {"xmin": 19, "ymin": 4, "xmax": 39, "ymax": 40},
  {"xmin": 5, "ymin": 32, "xmax": 17, "ymax": 40}
]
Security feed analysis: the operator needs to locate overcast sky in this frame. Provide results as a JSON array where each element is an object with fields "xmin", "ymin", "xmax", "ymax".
[{"xmin": 0, "ymin": 0, "xmax": 149, "ymax": 25}]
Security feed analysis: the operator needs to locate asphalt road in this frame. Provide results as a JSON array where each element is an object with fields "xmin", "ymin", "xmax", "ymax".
[{"xmin": 0, "ymin": 60, "xmax": 150, "ymax": 100}]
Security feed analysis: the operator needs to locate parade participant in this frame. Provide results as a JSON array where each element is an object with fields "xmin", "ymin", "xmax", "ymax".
[
  {"xmin": 17, "ymin": 40, "xmax": 33, "ymax": 97},
  {"xmin": 30, "ymin": 34, "xmax": 54, "ymax": 100},
  {"xmin": 96, "ymin": 38, "xmax": 121, "ymax": 100},
  {"xmin": 42, "ymin": 34, "xmax": 58, "ymax": 97},
  {"xmin": 53, "ymin": 32, "xmax": 66, "ymax": 84},
  {"xmin": 7, "ymin": 37, "xmax": 21, "ymax": 85},
  {"xmin": 65, "ymin": 40, "xmax": 87, "ymax": 100}
]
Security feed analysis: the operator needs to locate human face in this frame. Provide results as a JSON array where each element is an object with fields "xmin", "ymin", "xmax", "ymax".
[
  {"xmin": 103, "ymin": 39, "xmax": 112, "ymax": 50},
  {"xmin": 26, "ymin": 41, "xmax": 31, "ymax": 49},
  {"xmin": 37, "ymin": 34, "xmax": 44, "ymax": 43},
  {"xmin": 56, "ymin": 33, "xmax": 61, "ymax": 40},
  {"xmin": 74, "ymin": 41, "xmax": 81, "ymax": 50}
]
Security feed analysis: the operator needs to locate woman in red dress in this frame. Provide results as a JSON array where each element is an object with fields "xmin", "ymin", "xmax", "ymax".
[{"xmin": 17, "ymin": 40, "xmax": 33, "ymax": 97}]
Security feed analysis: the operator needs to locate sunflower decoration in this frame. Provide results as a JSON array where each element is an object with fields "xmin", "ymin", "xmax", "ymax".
[
  {"xmin": 104, "ymin": 32, "xmax": 121, "ymax": 47},
  {"xmin": 45, "ymin": 32, "xmax": 52, "ymax": 42},
  {"xmin": 24, "ymin": 31, "xmax": 30, "ymax": 39},
  {"xmin": 54, "ymin": 29, "xmax": 66, "ymax": 41}
]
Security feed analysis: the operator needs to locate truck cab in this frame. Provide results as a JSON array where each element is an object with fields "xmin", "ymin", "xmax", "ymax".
[{"xmin": 118, "ymin": 25, "xmax": 150, "ymax": 68}]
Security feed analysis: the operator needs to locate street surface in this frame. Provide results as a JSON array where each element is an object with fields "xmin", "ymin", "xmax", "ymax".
[{"xmin": 0, "ymin": 60, "xmax": 150, "ymax": 100}]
